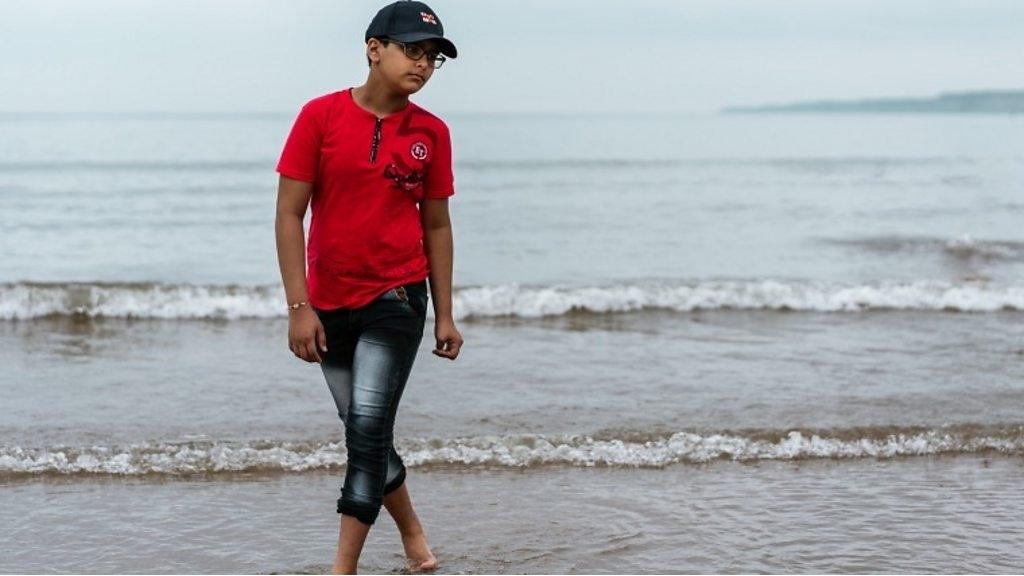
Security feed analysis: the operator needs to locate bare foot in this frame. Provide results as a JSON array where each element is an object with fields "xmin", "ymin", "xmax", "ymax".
[{"xmin": 401, "ymin": 531, "xmax": 438, "ymax": 573}]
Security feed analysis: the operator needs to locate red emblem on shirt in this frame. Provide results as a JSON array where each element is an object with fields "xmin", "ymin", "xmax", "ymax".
[
  {"xmin": 410, "ymin": 141, "xmax": 428, "ymax": 160},
  {"xmin": 384, "ymin": 162, "xmax": 424, "ymax": 196}
]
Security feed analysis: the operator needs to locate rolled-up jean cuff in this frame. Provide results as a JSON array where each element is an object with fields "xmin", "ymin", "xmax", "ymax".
[{"xmin": 337, "ymin": 499, "xmax": 381, "ymax": 526}]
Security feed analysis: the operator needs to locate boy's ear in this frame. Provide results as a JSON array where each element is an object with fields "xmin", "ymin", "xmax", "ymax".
[{"xmin": 366, "ymin": 38, "xmax": 385, "ymax": 66}]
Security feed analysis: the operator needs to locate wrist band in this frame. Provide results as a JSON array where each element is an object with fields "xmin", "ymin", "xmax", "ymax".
[{"xmin": 287, "ymin": 301, "xmax": 308, "ymax": 311}]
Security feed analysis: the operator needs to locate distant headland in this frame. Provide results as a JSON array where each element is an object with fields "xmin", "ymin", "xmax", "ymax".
[{"xmin": 722, "ymin": 89, "xmax": 1024, "ymax": 114}]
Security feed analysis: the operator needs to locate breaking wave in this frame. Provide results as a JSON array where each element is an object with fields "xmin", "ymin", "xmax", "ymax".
[
  {"xmin": 820, "ymin": 233, "xmax": 1024, "ymax": 263},
  {"xmin": 2, "ymin": 424, "xmax": 1021, "ymax": 477},
  {"xmin": 2, "ymin": 278, "xmax": 1023, "ymax": 321}
]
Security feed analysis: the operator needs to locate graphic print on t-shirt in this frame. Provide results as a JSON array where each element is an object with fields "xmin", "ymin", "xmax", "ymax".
[
  {"xmin": 380, "ymin": 112, "xmax": 435, "ymax": 201},
  {"xmin": 410, "ymin": 141, "xmax": 428, "ymax": 160}
]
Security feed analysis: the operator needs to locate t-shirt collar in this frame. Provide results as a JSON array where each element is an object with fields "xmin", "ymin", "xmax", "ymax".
[{"xmin": 345, "ymin": 87, "xmax": 413, "ymax": 122}]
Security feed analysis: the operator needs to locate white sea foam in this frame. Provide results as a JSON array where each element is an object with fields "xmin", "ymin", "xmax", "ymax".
[
  {"xmin": 2, "ymin": 279, "xmax": 1022, "ymax": 320},
  {"xmin": 2, "ymin": 426, "xmax": 1020, "ymax": 476},
  {"xmin": 0, "ymin": 282, "xmax": 283, "ymax": 320}
]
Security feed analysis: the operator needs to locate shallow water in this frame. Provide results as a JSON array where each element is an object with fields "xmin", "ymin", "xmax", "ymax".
[
  {"xmin": 2, "ymin": 110, "xmax": 1023, "ymax": 572},
  {"xmin": 3, "ymin": 456, "xmax": 1022, "ymax": 574}
]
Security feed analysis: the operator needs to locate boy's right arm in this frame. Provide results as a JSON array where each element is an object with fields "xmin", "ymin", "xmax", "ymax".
[{"xmin": 275, "ymin": 175, "xmax": 327, "ymax": 363}]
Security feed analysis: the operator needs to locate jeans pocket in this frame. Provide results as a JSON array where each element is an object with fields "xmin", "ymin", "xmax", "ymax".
[
  {"xmin": 377, "ymin": 283, "xmax": 428, "ymax": 319},
  {"xmin": 414, "ymin": 293, "xmax": 429, "ymax": 317},
  {"xmin": 376, "ymin": 286, "xmax": 407, "ymax": 303},
  {"xmin": 393, "ymin": 286, "xmax": 410, "ymax": 302},
  {"xmin": 376, "ymin": 286, "xmax": 416, "ymax": 315}
]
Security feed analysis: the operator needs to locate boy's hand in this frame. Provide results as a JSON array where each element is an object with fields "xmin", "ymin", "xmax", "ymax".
[
  {"xmin": 288, "ymin": 307, "xmax": 328, "ymax": 363},
  {"xmin": 432, "ymin": 317, "xmax": 462, "ymax": 360}
]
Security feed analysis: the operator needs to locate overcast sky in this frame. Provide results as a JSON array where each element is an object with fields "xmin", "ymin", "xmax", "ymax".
[{"xmin": 1, "ymin": 0, "xmax": 1022, "ymax": 114}]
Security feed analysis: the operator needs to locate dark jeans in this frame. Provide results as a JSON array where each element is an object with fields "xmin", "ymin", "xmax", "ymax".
[{"xmin": 313, "ymin": 279, "xmax": 429, "ymax": 526}]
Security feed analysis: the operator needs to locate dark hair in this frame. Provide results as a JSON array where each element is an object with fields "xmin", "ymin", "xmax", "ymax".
[{"xmin": 367, "ymin": 37, "xmax": 389, "ymax": 68}]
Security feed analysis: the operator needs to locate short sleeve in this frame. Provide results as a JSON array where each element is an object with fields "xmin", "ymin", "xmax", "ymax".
[
  {"xmin": 275, "ymin": 99, "xmax": 324, "ymax": 183},
  {"xmin": 424, "ymin": 123, "xmax": 455, "ymax": 199}
]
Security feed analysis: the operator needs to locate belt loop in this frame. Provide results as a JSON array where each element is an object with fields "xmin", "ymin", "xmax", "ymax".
[{"xmin": 394, "ymin": 285, "xmax": 408, "ymax": 302}]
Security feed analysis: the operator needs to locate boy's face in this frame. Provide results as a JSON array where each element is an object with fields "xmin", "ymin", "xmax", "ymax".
[{"xmin": 368, "ymin": 38, "xmax": 441, "ymax": 95}]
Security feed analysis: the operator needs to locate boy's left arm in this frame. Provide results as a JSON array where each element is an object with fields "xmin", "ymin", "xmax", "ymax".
[{"xmin": 421, "ymin": 198, "xmax": 462, "ymax": 360}]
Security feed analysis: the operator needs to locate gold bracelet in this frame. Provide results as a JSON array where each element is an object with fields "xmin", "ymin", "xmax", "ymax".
[{"xmin": 287, "ymin": 301, "xmax": 308, "ymax": 311}]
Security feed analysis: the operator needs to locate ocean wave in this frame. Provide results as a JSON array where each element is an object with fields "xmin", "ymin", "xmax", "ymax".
[
  {"xmin": 820, "ymin": 233, "xmax": 1024, "ymax": 263},
  {"xmin": 456, "ymin": 155, "xmax": 979, "ymax": 171},
  {"xmin": 0, "ymin": 155, "xmax": 980, "ymax": 173},
  {"xmin": 0, "ymin": 159, "xmax": 267, "ymax": 172},
  {"xmin": 0, "ymin": 281, "xmax": 283, "ymax": 320},
  {"xmin": 2, "ymin": 278, "xmax": 1023, "ymax": 321},
  {"xmin": 2, "ymin": 424, "xmax": 1020, "ymax": 477}
]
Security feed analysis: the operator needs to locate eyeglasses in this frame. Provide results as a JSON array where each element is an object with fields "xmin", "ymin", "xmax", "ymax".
[{"xmin": 383, "ymin": 39, "xmax": 447, "ymax": 69}]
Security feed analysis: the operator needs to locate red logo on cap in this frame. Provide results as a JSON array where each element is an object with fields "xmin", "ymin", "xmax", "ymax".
[{"xmin": 420, "ymin": 12, "xmax": 437, "ymax": 25}]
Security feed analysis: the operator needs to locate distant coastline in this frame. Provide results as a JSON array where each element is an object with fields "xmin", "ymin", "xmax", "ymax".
[{"xmin": 722, "ymin": 89, "xmax": 1024, "ymax": 114}]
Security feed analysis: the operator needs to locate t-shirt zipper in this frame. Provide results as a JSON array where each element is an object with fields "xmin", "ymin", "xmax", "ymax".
[{"xmin": 369, "ymin": 118, "xmax": 382, "ymax": 163}]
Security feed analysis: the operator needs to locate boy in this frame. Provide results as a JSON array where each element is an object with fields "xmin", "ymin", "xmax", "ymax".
[{"xmin": 274, "ymin": 1, "xmax": 463, "ymax": 572}]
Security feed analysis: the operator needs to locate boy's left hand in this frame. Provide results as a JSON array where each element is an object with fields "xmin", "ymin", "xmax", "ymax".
[{"xmin": 432, "ymin": 317, "xmax": 462, "ymax": 360}]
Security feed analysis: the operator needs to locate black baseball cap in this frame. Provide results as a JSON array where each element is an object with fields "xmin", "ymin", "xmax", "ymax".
[{"xmin": 365, "ymin": 1, "xmax": 457, "ymax": 58}]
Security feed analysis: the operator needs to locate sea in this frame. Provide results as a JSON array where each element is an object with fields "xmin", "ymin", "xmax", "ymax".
[{"xmin": 1, "ymin": 106, "xmax": 1023, "ymax": 573}]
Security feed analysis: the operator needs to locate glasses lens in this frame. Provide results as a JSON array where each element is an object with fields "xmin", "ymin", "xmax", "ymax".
[{"xmin": 405, "ymin": 44, "xmax": 425, "ymax": 59}]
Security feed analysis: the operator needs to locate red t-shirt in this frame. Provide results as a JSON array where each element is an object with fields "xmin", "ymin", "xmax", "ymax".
[{"xmin": 276, "ymin": 88, "xmax": 455, "ymax": 310}]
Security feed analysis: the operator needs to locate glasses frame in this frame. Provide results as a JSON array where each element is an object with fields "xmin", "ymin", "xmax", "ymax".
[{"xmin": 382, "ymin": 38, "xmax": 446, "ymax": 69}]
